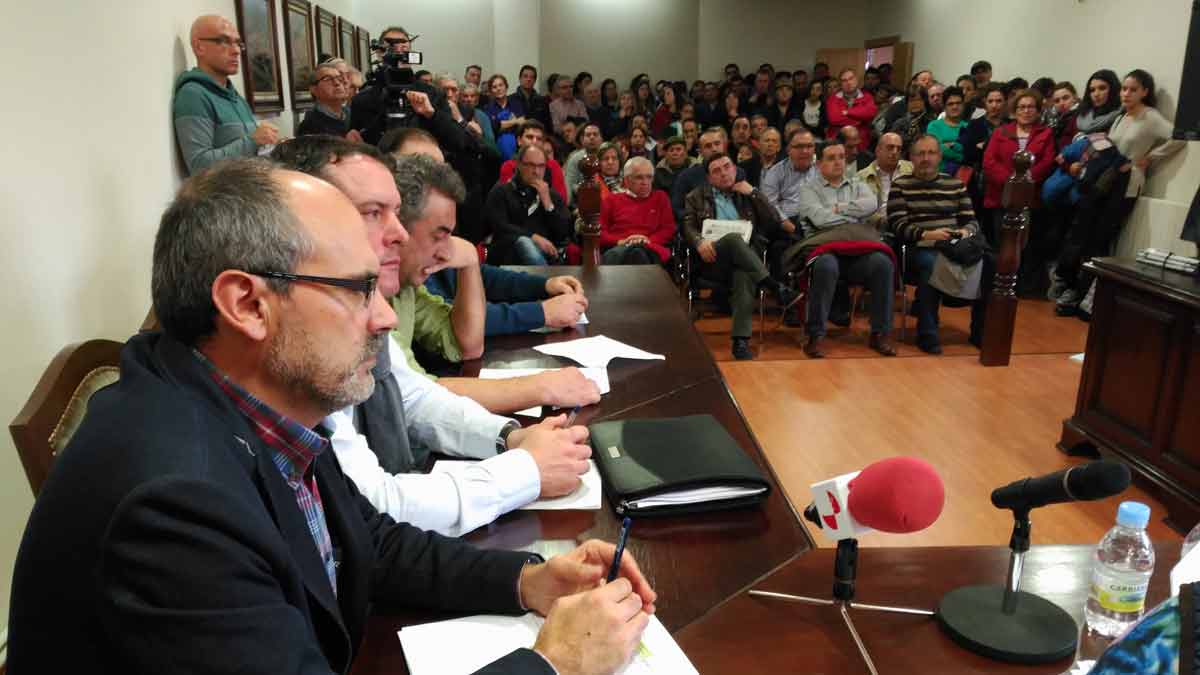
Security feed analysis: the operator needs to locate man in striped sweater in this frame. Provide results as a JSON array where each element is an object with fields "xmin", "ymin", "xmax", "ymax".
[{"xmin": 887, "ymin": 134, "xmax": 993, "ymax": 354}]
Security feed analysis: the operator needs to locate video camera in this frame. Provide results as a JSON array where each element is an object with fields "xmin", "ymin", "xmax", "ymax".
[{"xmin": 366, "ymin": 42, "xmax": 425, "ymax": 126}]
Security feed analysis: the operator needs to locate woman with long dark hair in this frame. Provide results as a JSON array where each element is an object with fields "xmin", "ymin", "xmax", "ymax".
[
  {"xmin": 1054, "ymin": 69, "xmax": 1185, "ymax": 316},
  {"xmin": 651, "ymin": 83, "xmax": 685, "ymax": 138},
  {"xmin": 889, "ymin": 84, "xmax": 934, "ymax": 154},
  {"xmin": 573, "ymin": 71, "xmax": 593, "ymax": 98},
  {"xmin": 600, "ymin": 78, "xmax": 620, "ymax": 112},
  {"xmin": 1074, "ymin": 69, "xmax": 1122, "ymax": 135}
]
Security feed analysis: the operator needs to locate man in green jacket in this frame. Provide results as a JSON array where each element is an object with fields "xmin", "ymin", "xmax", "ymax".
[{"xmin": 173, "ymin": 15, "xmax": 279, "ymax": 175}]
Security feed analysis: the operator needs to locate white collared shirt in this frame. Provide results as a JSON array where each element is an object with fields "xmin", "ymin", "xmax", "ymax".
[{"xmin": 324, "ymin": 335, "xmax": 540, "ymax": 537}]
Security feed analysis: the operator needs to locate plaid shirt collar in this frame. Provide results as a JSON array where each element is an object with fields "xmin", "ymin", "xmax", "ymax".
[{"xmin": 193, "ymin": 350, "xmax": 328, "ymax": 482}]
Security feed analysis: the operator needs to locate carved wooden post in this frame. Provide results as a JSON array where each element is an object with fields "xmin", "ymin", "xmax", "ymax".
[
  {"xmin": 981, "ymin": 150, "xmax": 1034, "ymax": 366},
  {"xmin": 576, "ymin": 154, "xmax": 603, "ymax": 270}
]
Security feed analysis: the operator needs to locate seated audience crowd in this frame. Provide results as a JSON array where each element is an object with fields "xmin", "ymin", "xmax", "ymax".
[{"xmin": 13, "ymin": 15, "xmax": 1185, "ymax": 674}]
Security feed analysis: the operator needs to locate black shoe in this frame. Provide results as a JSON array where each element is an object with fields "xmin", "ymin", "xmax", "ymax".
[
  {"xmin": 916, "ymin": 335, "xmax": 943, "ymax": 355},
  {"xmin": 732, "ymin": 337, "xmax": 754, "ymax": 360},
  {"xmin": 774, "ymin": 284, "xmax": 799, "ymax": 311}
]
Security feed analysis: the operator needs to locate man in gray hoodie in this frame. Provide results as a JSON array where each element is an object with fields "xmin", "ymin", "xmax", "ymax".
[{"xmin": 173, "ymin": 15, "xmax": 279, "ymax": 175}]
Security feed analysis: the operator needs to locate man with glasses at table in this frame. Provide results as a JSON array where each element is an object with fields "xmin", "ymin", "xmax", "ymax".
[
  {"xmin": 173, "ymin": 15, "xmax": 280, "ymax": 175},
  {"xmin": 8, "ymin": 158, "xmax": 656, "ymax": 675}
]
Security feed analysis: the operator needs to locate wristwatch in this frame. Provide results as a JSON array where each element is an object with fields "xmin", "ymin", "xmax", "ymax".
[{"xmin": 496, "ymin": 421, "xmax": 521, "ymax": 453}]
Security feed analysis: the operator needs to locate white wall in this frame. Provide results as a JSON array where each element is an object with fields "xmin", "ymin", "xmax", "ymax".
[
  {"xmin": 493, "ymin": 0, "xmax": 542, "ymax": 87},
  {"xmin": 0, "ymin": 0, "xmax": 372, "ymax": 635},
  {"xmin": 867, "ymin": 0, "xmax": 1200, "ymax": 255},
  {"xmin": 698, "ymin": 0, "xmax": 870, "ymax": 81},
  {"xmin": 540, "ymin": 0, "xmax": 699, "ymax": 88}
]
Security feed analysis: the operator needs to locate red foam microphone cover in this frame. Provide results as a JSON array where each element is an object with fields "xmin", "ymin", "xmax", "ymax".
[{"xmin": 847, "ymin": 457, "xmax": 945, "ymax": 533}]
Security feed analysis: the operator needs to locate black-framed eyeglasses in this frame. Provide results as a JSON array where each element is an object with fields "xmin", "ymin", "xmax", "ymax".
[
  {"xmin": 314, "ymin": 74, "xmax": 344, "ymax": 86},
  {"xmin": 382, "ymin": 36, "xmax": 410, "ymax": 46},
  {"xmin": 249, "ymin": 271, "xmax": 378, "ymax": 308},
  {"xmin": 198, "ymin": 36, "xmax": 246, "ymax": 51}
]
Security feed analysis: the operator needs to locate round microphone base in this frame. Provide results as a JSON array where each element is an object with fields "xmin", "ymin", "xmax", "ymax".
[{"xmin": 937, "ymin": 585, "xmax": 1078, "ymax": 664}]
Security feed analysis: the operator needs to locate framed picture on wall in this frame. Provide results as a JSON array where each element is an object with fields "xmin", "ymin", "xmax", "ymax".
[
  {"xmin": 281, "ymin": 0, "xmax": 315, "ymax": 111},
  {"xmin": 338, "ymin": 18, "xmax": 357, "ymax": 68},
  {"xmin": 315, "ymin": 6, "xmax": 338, "ymax": 62},
  {"xmin": 233, "ymin": 0, "xmax": 285, "ymax": 113},
  {"xmin": 356, "ymin": 28, "xmax": 372, "ymax": 74}
]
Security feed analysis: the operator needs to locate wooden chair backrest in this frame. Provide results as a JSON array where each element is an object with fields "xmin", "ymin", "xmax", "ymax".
[{"xmin": 10, "ymin": 339, "xmax": 123, "ymax": 495}]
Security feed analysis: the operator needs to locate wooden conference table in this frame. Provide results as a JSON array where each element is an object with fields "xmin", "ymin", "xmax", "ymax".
[
  {"xmin": 349, "ymin": 265, "xmax": 813, "ymax": 675},
  {"xmin": 352, "ymin": 266, "xmax": 1172, "ymax": 674}
]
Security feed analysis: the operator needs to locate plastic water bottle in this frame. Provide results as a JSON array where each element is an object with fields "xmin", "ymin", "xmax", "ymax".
[
  {"xmin": 1182, "ymin": 521, "xmax": 1200, "ymax": 559},
  {"xmin": 1084, "ymin": 501, "xmax": 1155, "ymax": 638}
]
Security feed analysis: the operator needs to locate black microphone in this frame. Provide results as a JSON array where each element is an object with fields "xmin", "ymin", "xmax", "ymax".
[{"xmin": 991, "ymin": 460, "xmax": 1131, "ymax": 511}]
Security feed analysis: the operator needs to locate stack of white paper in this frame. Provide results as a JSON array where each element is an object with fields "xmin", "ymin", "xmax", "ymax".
[
  {"xmin": 478, "ymin": 367, "xmax": 610, "ymax": 417},
  {"xmin": 432, "ymin": 460, "xmax": 602, "ymax": 510},
  {"xmin": 398, "ymin": 612, "xmax": 698, "ymax": 675},
  {"xmin": 533, "ymin": 335, "xmax": 666, "ymax": 369}
]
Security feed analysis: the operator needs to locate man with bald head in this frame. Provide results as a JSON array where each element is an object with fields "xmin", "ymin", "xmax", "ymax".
[
  {"xmin": 9, "ymin": 157, "xmax": 657, "ymax": 674},
  {"xmin": 173, "ymin": 15, "xmax": 279, "ymax": 174},
  {"xmin": 857, "ymin": 131, "xmax": 913, "ymax": 221}
]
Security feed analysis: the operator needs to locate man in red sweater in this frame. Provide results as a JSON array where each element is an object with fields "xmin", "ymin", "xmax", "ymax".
[
  {"xmin": 598, "ymin": 156, "xmax": 676, "ymax": 265},
  {"xmin": 825, "ymin": 68, "xmax": 876, "ymax": 152},
  {"xmin": 498, "ymin": 120, "xmax": 569, "ymax": 203}
]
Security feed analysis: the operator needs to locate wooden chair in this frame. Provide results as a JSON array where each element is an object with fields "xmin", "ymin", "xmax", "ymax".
[{"xmin": 10, "ymin": 339, "xmax": 123, "ymax": 495}]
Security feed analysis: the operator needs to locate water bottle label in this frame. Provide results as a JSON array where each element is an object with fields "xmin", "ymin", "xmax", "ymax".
[{"xmin": 1090, "ymin": 572, "xmax": 1148, "ymax": 613}]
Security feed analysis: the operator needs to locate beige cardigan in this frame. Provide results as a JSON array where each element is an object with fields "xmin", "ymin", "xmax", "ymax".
[{"xmin": 1108, "ymin": 106, "xmax": 1185, "ymax": 198}]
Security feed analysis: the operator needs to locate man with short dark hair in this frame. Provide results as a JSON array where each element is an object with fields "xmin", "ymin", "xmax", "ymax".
[
  {"xmin": 798, "ymin": 141, "xmax": 896, "ymax": 358},
  {"xmin": 888, "ymin": 134, "xmax": 992, "ymax": 354},
  {"xmin": 838, "ymin": 125, "xmax": 873, "ymax": 174},
  {"xmin": 297, "ymin": 63, "xmax": 356, "ymax": 138},
  {"xmin": 812, "ymin": 62, "xmax": 830, "ymax": 82},
  {"xmin": 173, "ymin": 14, "xmax": 279, "ymax": 175},
  {"xmin": 486, "ymin": 144, "xmax": 572, "ymax": 265},
  {"xmin": 825, "ymin": 68, "xmax": 876, "ymax": 152},
  {"xmin": 670, "ymin": 126, "xmax": 746, "ymax": 221},
  {"xmin": 970, "ymin": 60, "xmax": 993, "ymax": 87},
  {"xmin": 682, "ymin": 153, "xmax": 792, "ymax": 359},
  {"xmin": 514, "ymin": 63, "xmax": 550, "ymax": 127},
  {"xmin": 724, "ymin": 62, "xmax": 742, "ymax": 82},
  {"xmin": 349, "ymin": 26, "xmax": 469, "ymax": 150},
  {"xmin": 8, "ymin": 157, "xmax": 656, "ymax": 675}
]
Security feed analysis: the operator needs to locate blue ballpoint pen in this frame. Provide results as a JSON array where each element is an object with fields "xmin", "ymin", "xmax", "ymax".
[
  {"xmin": 565, "ymin": 405, "xmax": 581, "ymax": 426},
  {"xmin": 607, "ymin": 516, "xmax": 633, "ymax": 582}
]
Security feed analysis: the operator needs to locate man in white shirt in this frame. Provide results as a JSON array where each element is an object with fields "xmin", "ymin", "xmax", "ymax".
[{"xmin": 272, "ymin": 135, "xmax": 591, "ymax": 536}]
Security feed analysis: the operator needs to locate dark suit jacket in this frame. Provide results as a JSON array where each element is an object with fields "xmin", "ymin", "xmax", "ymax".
[{"xmin": 7, "ymin": 332, "xmax": 553, "ymax": 675}]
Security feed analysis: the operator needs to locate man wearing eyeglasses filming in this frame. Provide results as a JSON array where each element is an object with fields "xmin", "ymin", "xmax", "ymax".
[{"xmin": 173, "ymin": 15, "xmax": 280, "ymax": 175}]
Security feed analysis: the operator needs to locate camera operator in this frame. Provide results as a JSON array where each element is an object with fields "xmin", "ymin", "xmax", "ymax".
[{"xmin": 350, "ymin": 25, "xmax": 471, "ymax": 157}]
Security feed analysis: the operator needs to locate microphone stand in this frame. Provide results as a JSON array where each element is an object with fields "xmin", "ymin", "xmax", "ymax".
[
  {"xmin": 749, "ymin": 539, "xmax": 935, "ymax": 675},
  {"xmin": 936, "ymin": 508, "xmax": 1078, "ymax": 663}
]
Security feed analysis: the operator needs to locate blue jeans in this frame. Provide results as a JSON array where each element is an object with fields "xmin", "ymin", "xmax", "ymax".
[
  {"xmin": 511, "ymin": 236, "xmax": 550, "ymax": 265},
  {"xmin": 907, "ymin": 247, "xmax": 994, "ymax": 342},
  {"xmin": 806, "ymin": 252, "xmax": 894, "ymax": 338},
  {"xmin": 602, "ymin": 245, "xmax": 657, "ymax": 265}
]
